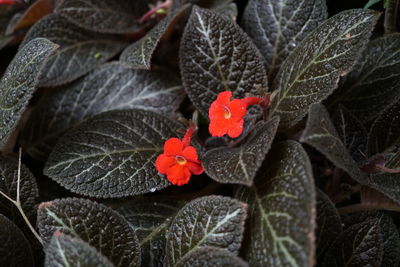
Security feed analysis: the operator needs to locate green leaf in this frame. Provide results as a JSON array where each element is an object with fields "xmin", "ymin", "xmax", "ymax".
[
  {"xmin": 269, "ymin": 9, "xmax": 379, "ymax": 129},
  {"xmin": 22, "ymin": 14, "xmax": 126, "ymax": 87},
  {"xmin": 38, "ymin": 197, "xmax": 141, "ymax": 267},
  {"xmin": 120, "ymin": 7, "xmax": 187, "ymax": 70},
  {"xmin": 364, "ymin": 0, "xmax": 382, "ymax": 9},
  {"xmin": 0, "ymin": 155, "xmax": 39, "ymax": 224},
  {"xmin": 55, "ymin": 0, "xmax": 155, "ymax": 34},
  {"xmin": 117, "ymin": 197, "xmax": 185, "ymax": 267},
  {"xmin": 342, "ymin": 211, "xmax": 400, "ymax": 267},
  {"xmin": 386, "ymin": 150, "xmax": 400, "ymax": 168},
  {"xmin": 242, "ymin": 0, "xmax": 327, "ymax": 80},
  {"xmin": 332, "ymin": 34, "xmax": 400, "ymax": 123},
  {"xmin": 0, "ymin": 214, "xmax": 34, "ymax": 267},
  {"xmin": 368, "ymin": 99, "xmax": 400, "ymax": 156},
  {"xmin": 45, "ymin": 233, "xmax": 113, "ymax": 267},
  {"xmin": 203, "ymin": 117, "xmax": 279, "ymax": 186},
  {"xmin": 332, "ymin": 105, "xmax": 368, "ymax": 164},
  {"xmin": 0, "ymin": 38, "xmax": 57, "ymax": 147},
  {"xmin": 21, "ymin": 62, "xmax": 184, "ymax": 161},
  {"xmin": 165, "ymin": 195, "xmax": 247, "ymax": 266},
  {"xmin": 180, "ymin": 6, "xmax": 268, "ymax": 118},
  {"xmin": 236, "ymin": 141, "xmax": 315, "ymax": 267},
  {"xmin": 321, "ymin": 219, "xmax": 383, "ymax": 267},
  {"xmin": 177, "ymin": 247, "xmax": 249, "ymax": 267},
  {"xmin": 301, "ymin": 104, "xmax": 368, "ymax": 184},
  {"xmin": 367, "ymin": 172, "xmax": 400, "ymax": 204},
  {"xmin": 44, "ymin": 109, "xmax": 185, "ymax": 198},
  {"xmin": 316, "ymin": 189, "xmax": 342, "ymax": 261}
]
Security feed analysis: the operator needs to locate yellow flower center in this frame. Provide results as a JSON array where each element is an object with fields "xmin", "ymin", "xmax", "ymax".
[
  {"xmin": 176, "ymin": 155, "xmax": 187, "ymax": 165},
  {"xmin": 223, "ymin": 106, "xmax": 231, "ymax": 119}
]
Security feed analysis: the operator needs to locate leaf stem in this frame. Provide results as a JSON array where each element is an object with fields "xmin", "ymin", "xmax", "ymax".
[{"xmin": 384, "ymin": 0, "xmax": 399, "ymax": 34}]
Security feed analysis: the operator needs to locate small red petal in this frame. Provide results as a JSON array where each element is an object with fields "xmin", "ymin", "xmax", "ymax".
[
  {"xmin": 155, "ymin": 154, "xmax": 175, "ymax": 174},
  {"xmin": 182, "ymin": 146, "xmax": 200, "ymax": 162},
  {"xmin": 216, "ymin": 91, "xmax": 232, "ymax": 104},
  {"xmin": 186, "ymin": 161, "xmax": 204, "ymax": 175},
  {"xmin": 209, "ymin": 101, "xmax": 226, "ymax": 120},
  {"xmin": 227, "ymin": 118, "xmax": 244, "ymax": 138},
  {"xmin": 164, "ymin": 138, "xmax": 184, "ymax": 155},
  {"xmin": 209, "ymin": 118, "xmax": 229, "ymax": 137},
  {"xmin": 166, "ymin": 164, "xmax": 191, "ymax": 186},
  {"xmin": 229, "ymin": 99, "xmax": 247, "ymax": 118}
]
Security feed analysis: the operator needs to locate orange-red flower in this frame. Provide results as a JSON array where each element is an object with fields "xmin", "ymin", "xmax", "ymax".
[
  {"xmin": 155, "ymin": 126, "xmax": 203, "ymax": 186},
  {"xmin": 208, "ymin": 91, "xmax": 261, "ymax": 138},
  {"xmin": 0, "ymin": 0, "xmax": 15, "ymax": 4}
]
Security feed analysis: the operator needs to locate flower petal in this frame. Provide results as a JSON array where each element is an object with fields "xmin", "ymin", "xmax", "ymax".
[
  {"xmin": 155, "ymin": 154, "xmax": 175, "ymax": 174},
  {"xmin": 216, "ymin": 91, "xmax": 232, "ymax": 104},
  {"xmin": 166, "ymin": 164, "xmax": 191, "ymax": 186},
  {"xmin": 209, "ymin": 101, "xmax": 225, "ymax": 120},
  {"xmin": 186, "ymin": 161, "xmax": 204, "ymax": 175},
  {"xmin": 209, "ymin": 118, "xmax": 229, "ymax": 137},
  {"xmin": 227, "ymin": 118, "xmax": 244, "ymax": 138},
  {"xmin": 229, "ymin": 99, "xmax": 247, "ymax": 118},
  {"xmin": 164, "ymin": 138, "xmax": 184, "ymax": 155},
  {"xmin": 182, "ymin": 146, "xmax": 200, "ymax": 162}
]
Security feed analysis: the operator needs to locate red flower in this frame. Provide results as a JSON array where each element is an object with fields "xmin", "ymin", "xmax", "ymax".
[
  {"xmin": 0, "ymin": 0, "xmax": 16, "ymax": 4},
  {"xmin": 208, "ymin": 91, "xmax": 261, "ymax": 138},
  {"xmin": 155, "ymin": 126, "xmax": 203, "ymax": 186}
]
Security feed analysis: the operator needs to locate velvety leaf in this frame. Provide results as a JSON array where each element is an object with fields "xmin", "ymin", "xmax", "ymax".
[
  {"xmin": 38, "ymin": 197, "xmax": 141, "ymax": 266},
  {"xmin": 341, "ymin": 211, "xmax": 400, "ymax": 267},
  {"xmin": 368, "ymin": 172, "xmax": 400, "ymax": 204},
  {"xmin": 180, "ymin": 6, "xmax": 268, "ymax": 118},
  {"xmin": 203, "ymin": 117, "xmax": 279, "ymax": 186},
  {"xmin": 45, "ymin": 233, "xmax": 113, "ymax": 267},
  {"xmin": 332, "ymin": 34, "xmax": 400, "ymax": 123},
  {"xmin": 165, "ymin": 195, "xmax": 247, "ymax": 266},
  {"xmin": 120, "ymin": 6, "xmax": 187, "ymax": 70},
  {"xmin": 333, "ymin": 105, "xmax": 368, "ymax": 164},
  {"xmin": 21, "ymin": 62, "xmax": 184, "ymax": 161},
  {"xmin": 177, "ymin": 247, "xmax": 248, "ymax": 267},
  {"xmin": 387, "ymin": 150, "xmax": 400, "ymax": 168},
  {"xmin": 117, "ymin": 197, "xmax": 184, "ymax": 267},
  {"xmin": 22, "ymin": 14, "xmax": 126, "ymax": 87},
  {"xmin": 44, "ymin": 109, "xmax": 185, "ymax": 198},
  {"xmin": 368, "ymin": 99, "xmax": 400, "ymax": 156},
  {"xmin": 242, "ymin": 0, "xmax": 327, "ymax": 80},
  {"xmin": 209, "ymin": 0, "xmax": 238, "ymax": 20},
  {"xmin": 0, "ymin": 214, "xmax": 34, "ymax": 267},
  {"xmin": 300, "ymin": 104, "xmax": 368, "ymax": 184},
  {"xmin": 269, "ymin": 9, "xmax": 379, "ymax": 129},
  {"xmin": 0, "ymin": 155, "xmax": 39, "ymax": 224},
  {"xmin": 321, "ymin": 219, "xmax": 383, "ymax": 267},
  {"xmin": 236, "ymin": 141, "xmax": 315, "ymax": 267},
  {"xmin": 55, "ymin": 0, "xmax": 155, "ymax": 33},
  {"xmin": 0, "ymin": 38, "xmax": 57, "ymax": 147},
  {"xmin": 316, "ymin": 189, "xmax": 342, "ymax": 261}
]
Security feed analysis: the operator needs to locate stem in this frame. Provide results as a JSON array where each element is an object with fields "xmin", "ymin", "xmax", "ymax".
[
  {"xmin": 16, "ymin": 203, "xmax": 43, "ymax": 245},
  {"xmin": 384, "ymin": 0, "xmax": 399, "ymax": 34},
  {"xmin": 140, "ymin": 0, "xmax": 173, "ymax": 23}
]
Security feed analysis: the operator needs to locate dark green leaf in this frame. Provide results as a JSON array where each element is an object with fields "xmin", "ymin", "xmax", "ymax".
[
  {"xmin": 203, "ymin": 117, "xmax": 279, "ymax": 186},
  {"xmin": 386, "ymin": 150, "xmax": 400, "ymax": 168},
  {"xmin": 0, "ymin": 38, "xmax": 57, "ymax": 147},
  {"xmin": 364, "ymin": 0, "xmax": 382, "ymax": 9},
  {"xmin": 21, "ymin": 62, "xmax": 184, "ymax": 161},
  {"xmin": 209, "ymin": 0, "xmax": 238, "ymax": 20},
  {"xmin": 236, "ymin": 141, "xmax": 315, "ymax": 267},
  {"xmin": 367, "ymin": 172, "xmax": 400, "ymax": 204},
  {"xmin": 333, "ymin": 34, "xmax": 400, "ymax": 123},
  {"xmin": 180, "ymin": 6, "xmax": 268, "ymax": 118},
  {"xmin": 269, "ymin": 9, "xmax": 379, "ymax": 129},
  {"xmin": 165, "ymin": 195, "xmax": 247, "ymax": 266},
  {"xmin": 44, "ymin": 109, "xmax": 185, "ymax": 198},
  {"xmin": 38, "ymin": 197, "xmax": 141, "ymax": 266},
  {"xmin": 321, "ymin": 219, "xmax": 383, "ymax": 267},
  {"xmin": 177, "ymin": 247, "xmax": 248, "ymax": 267},
  {"xmin": 117, "ymin": 197, "xmax": 184, "ymax": 267},
  {"xmin": 0, "ymin": 155, "xmax": 39, "ymax": 224},
  {"xmin": 333, "ymin": 105, "xmax": 368, "ymax": 164},
  {"xmin": 368, "ymin": 99, "xmax": 400, "ymax": 156},
  {"xmin": 45, "ymin": 233, "xmax": 113, "ymax": 267},
  {"xmin": 55, "ymin": 0, "xmax": 155, "ymax": 34},
  {"xmin": 242, "ymin": 0, "xmax": 327, "ymax": 80},
  {"xmin": 341, "ymin": 211, "xmax": 400, "ymax": 267},
  {"xmin": 120, "ymin": 7, "xmax": 187, "ymax": 70},
  {"xmin": 23, "ymin": 14, "xmax": 126, "ymax": 87},
  {"xmin": 0, "ymin": 214, "xmax": 34, "ymax": 267},
  {"xmin": 301, "ymin": 104, "xmax": 368, "ymax": 184},
  {"xmin": 316, "ymin": 189, "xmax": 342, "ymax": 261}
]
